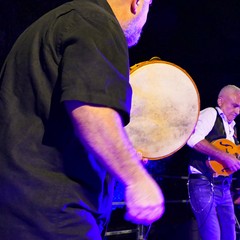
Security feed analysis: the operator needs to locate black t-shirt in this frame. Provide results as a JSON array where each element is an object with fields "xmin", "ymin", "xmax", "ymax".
[{"xmin": 0, "ymin": 0, "xmax": 131, "ymax": 237}]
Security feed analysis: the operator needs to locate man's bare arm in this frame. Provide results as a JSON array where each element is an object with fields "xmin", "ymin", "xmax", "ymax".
[{"xmin": 64, "ymin": 100, "xmax": 164, "ymax": 225}]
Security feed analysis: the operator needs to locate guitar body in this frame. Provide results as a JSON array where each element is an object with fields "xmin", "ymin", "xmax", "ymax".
[{"xmin": 207, "ymin": 139, "xmax": 240, "ymax": 176}]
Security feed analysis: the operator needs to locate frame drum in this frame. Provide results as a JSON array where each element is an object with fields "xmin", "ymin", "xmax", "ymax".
[{"xmin": 125, "ymin": 58, "xmax": 200, "ymax": 160}]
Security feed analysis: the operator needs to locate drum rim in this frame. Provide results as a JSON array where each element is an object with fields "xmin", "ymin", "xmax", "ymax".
[{"xmin": 127, "ymin": 57, "xmax": 200, "ymax": 160}]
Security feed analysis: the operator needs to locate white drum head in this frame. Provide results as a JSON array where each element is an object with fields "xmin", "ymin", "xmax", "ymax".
[{"xmin": 125, "ymin": 59, "xmax": 200, "ymax": 159}]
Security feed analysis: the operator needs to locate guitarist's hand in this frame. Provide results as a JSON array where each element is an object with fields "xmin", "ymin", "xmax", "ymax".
[
  {"xmin": 219, "ymin": 154, "xmax": 240, "ymax": 173},
  {"xmin": 193, "ymin": 139, "xmax": 240, "ymax": 175}
]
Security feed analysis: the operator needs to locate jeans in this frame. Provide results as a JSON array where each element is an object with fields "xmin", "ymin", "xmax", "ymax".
[{"xmin": 188, "ymin": 176, "xmax": 236, "ymax": 240}]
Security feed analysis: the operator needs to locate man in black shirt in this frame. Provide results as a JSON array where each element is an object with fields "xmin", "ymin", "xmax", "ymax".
[{"xmin": 0, "ymin": 0, "xmax": 164, "ymax": 239}]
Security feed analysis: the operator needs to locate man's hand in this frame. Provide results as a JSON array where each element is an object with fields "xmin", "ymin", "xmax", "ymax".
[
  {"xmin": 194, "ymin": 139, "xmax": 240, "ymax": 174},
  {"xmin": 124, "ymin": 173, "xmax": 164, "ymax": 225},
  {"xmin": 219, "ymin": 154, "xmax": 240, "ymax": 173}
]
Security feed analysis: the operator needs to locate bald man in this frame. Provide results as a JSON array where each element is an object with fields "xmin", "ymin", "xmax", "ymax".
[
  {"xmin": 187, "ymin": 85, "xmax": 240, "ymax": 240},
  {"xmin": 0, "ymin": 0, "xmax": 164, "ymax": 239}
]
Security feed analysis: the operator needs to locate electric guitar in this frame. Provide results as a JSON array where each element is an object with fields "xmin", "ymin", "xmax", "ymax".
[{"xmin": 207, "ymin": 138, "xmax": 240, "ymax": 177}]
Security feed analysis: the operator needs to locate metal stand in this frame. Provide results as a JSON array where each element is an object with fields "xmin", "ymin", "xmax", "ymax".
[
  {"xmin": 105, "ymin": 224, "xmax": 150, "ymax": 240},
  {"xmin": 137, "ymin": 224, "xmax": 144, "ymax": 240},
  {"xmin": 105, "ymin": 203, "xmax": 152, "ymax": 240},
  {"xmin": 236, "ymin": 215, "xmax": 240, "ymax": 240}
]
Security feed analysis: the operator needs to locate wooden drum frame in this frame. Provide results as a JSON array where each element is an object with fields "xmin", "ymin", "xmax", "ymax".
[{"xmin": 125, "ymin": 57, "xmax": 200, "ymax": 160}]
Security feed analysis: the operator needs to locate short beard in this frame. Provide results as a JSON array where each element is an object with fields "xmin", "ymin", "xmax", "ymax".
[
  {"xmin": 122, "ymin": 16, "xmax": 143, "ymax": 47},
  {"xmin": 122, "ymin": 1, "xmax": 149, "ymax": 47},
  {"xmin": 124, "ymin": 27, "xmax": 142, "ymax": 47}
]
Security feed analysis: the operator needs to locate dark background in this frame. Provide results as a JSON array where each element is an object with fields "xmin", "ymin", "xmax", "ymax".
[
  {"xmin": 1, "ymin": 0, "xmax": 240, "ymax": 239},
  {"xmin": 1, "ymin": 0, "xmax": 240, "ymax": 123}
]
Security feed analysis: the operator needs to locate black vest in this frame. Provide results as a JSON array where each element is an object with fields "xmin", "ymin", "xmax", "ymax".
[{"xmin": 188, "ymin": 107, "xmax": 238, "ymax": 179}]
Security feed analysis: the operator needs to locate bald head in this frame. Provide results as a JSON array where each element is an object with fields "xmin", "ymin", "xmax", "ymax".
[
  {"xmin": 217, "ymin": 85, "xmax": 240, "ymax": 123},
  {"xmin": 218, "ymin": 85, "xmax": 240, "ymax": 99}
]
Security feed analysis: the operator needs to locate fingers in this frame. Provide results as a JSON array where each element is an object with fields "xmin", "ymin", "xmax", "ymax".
[
  {"xmin": 136, "ymin": 150, "xmax": 143, "ymax": 159},
  {"xmin": 136, "ymin": 150, "xmax": 149, "ymax": 165},
  {"xmin": 229, "ymin": 158, "xmax": 240, "ymax": 172},
  {"xmin": 141, "ymin": 158, "xmax": 149, "ymax": 165}
]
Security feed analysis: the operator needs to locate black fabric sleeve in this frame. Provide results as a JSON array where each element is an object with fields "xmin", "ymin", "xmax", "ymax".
[{"xmin": 57, "ymin": 10, "xmax": 131, "ymax": 125}]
